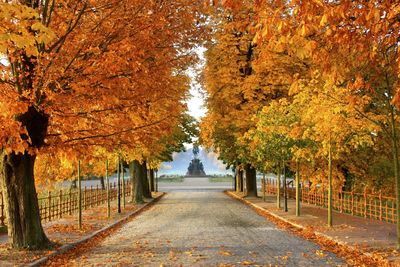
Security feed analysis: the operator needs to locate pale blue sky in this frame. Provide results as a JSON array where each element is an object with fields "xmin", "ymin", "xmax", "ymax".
[{"xmin": 187, "ymin": 46, "xmax": 207, "ymax": 121}]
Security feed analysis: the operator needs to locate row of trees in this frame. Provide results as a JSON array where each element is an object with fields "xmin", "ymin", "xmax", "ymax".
[
  {"xmin": 0, "ymin": 0, "xmax": 207, "ymax": 249},
  {"xmin": 200, "ymin": 1, "xmax": 400, "ymax": 247}
]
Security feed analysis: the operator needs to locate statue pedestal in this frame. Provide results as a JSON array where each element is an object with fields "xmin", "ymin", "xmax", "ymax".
[{"xmin": 186, "ymin": 158, "xmax": 206, "ymax": 177}]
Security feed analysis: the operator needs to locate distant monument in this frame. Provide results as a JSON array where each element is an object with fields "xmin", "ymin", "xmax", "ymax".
[{"xmin": 186, "ymin": 145, "xmax": 207, "ymax": 176}]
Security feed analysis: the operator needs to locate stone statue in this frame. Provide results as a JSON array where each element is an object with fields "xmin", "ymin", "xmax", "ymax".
[{"xmin": 186, "ymin": 145, "xmax": 206, "ymax": 176}]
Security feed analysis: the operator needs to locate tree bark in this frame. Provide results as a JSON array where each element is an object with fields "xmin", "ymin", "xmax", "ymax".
[
  {"xmin": 283, "ymin": 161, "xmax": 288, "ymax": 212},
  {"xmin": 233, "ymin": 169, "xmax": 237, "ymax": 191},
  {"xmin": 328, "ymin": 138, "xmax": 333, "ymax": 227},
  {"xmin": 155, "ymin": 170, "xmax": 158, "ymax": 192},
  {"xmin": 129, "ymin": 160, "xmax": 144, "ymax": 204},
  {"xmin": 77, "ymin": 160, "xmax": 82, "ymax": 229},
  {"xmin": 244, "ymin": 164, "xmax": 257, "ymax": 197},
  {"xmin": 262, "ymin": 172, "xmax": 266, "ymax": 201},
  {"xmin": 149, "ymin": 169, "xmax": 155, "ymax": 192},
  {"xmin": 0, "ymin": 151, "xmax": 50, "ymax": 249},
  {"xmin": 277, "ymin": 163, "xmax": 281, "ymax": 209},
  {"xmin": 121, "ymin": 162, "xmax": 125, "ymax": 209},
  {"xmin": 0, "ymin": 106, "xmax": 50, "ymax": 249},
  {"xmin": 106, "ymin": 159, "xmax": 110, "ymax": 218},
  {"xmin": 99, "ymin": 176, "xmax": 105, "ymax": 190},
  {"xmin": 117, "ymin": 157, "xmax": 121, "ymax": 213},
  {"xmin": 295, "ymin": 161, "xmax": 300, "ymax": 217},
  {"xmin": 142, "ymin": 161, "xmax": 152, "ymax": 198},
  {"xmin": 236, "ymin": 169, "xmax": 243, "ymax": 192},
  {"xmin": 389, "ymin": 105, "xmax": 400, "ymax": 249}
]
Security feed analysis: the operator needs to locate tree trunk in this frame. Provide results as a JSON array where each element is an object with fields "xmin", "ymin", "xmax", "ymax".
[
  {"xmin": 99, "ymin": 176, "xmax": 105, "ymax": 190},
  {"xmin": 237, "ymin": 169, "xmax": 243, "ymax": 192},
  {"xmin": 0, "ymin": 106, "xmax": 50, "ymax": 249},
  {"xmin": 121, "ymin": 161, "xmax": 125, "ymax": 209},
  {"xmin": 155, "ymin": 170, "xmax": 158, "ymax": 192},
  {"xmin": 149, "ymin": 169, "xmax": 155, "ymax": 192},
  {"xmin": 277, "ymin": 163, "xmax": 281, "ymax": 209},
  {"xmin": 233, "ymin": 169, "xmax": 237, "ymax": 191},
  {"xmin": 77, "ymin": 160, "xmax": 82, "ymax": 229},
  {"xmin": 129, "ymin": 160, "xmax": 144, "ymax": 204},
  {"xmin": 262, "ymin": 172, "xmax": 266, "ymax": 201},
  {"xmin": 244, "ymin": 164, "xmax": 257, "ymax": 197},
  {"xmin": 106, "ymin": 159, "xmax": 110, "ymax": 218},
  {"xmin": 389, "ymin": 105, "xmax": 400, "ymax": 249},
  {"xmin": 295, "ymin": 161, "xmax": 300, "ymax": 217},
  {"xmin": 142, "ymin": 161, "xmax": 152, "ymax": 198},
  {"xmin": 130, "ymin": 161, "xmax": 135, "ymax": 202},
  {"xmin": 0, "ymin": 151, "xmax": 50, "ymax": 249},
  {"xmin": 117, "ymin": 157, "xmax": 121, "ymax": 213},
  {"xmin": 283, "ymin": 161, "xmax": 288, "ymax": 212},
  {"xmin": 328, "ymin": 138, "xmax": 333, "ymax": 227}
]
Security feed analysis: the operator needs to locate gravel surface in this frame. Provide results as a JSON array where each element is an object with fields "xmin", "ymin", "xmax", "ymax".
[{"xmin": 71, "ymin": 191, "xmax": 344, "ymax": 266}]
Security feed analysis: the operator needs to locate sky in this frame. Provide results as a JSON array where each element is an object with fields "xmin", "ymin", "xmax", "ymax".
[
  {"xmin": 186, "ymin": 46, "xmax": 207, "ymax": 121},
  {"xmin": 187, "ymin": 84, "xmax": 207, "ymax": 120}
]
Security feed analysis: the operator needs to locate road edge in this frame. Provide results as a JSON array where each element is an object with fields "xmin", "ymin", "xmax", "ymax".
[
  {"xmin": 29, "ymin": 192, "xmax": 165, "ymax": 267},
  {"xmin": 225, "ymin": 190, "xmax": 393, "ymax": 267}
]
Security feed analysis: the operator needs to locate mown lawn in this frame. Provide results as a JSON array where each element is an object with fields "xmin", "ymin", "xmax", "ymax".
[{"xmin": 208, "ymin": 176, "xmax": 233, "ymax": 183}]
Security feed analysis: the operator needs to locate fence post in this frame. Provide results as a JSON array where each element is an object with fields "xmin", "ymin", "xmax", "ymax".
[
  {"xmin": 364, "ymin": 186, "xmax": 368, "ymax": 218},
  {"xmin": 339, "ymin": 189, "xmax": 343, "ymax": 213},
  {"xmin": 48, "ymin": 191, "xmax": 52, "ymax": 222},
  {"xmin": 69, "ymin": 188, "xmax": 72, "ymax": 215},
  {"xmin": 392, "ymin": 199, "xmax": 395, "ymax": 223},
  {"xmin": 379, "ymin": 190, "xmax": 382, "ymax": 221},
  {"xmin": 59, "ymin": 189, "xmax": 63, "ymax": 218},
  {"xmin": 90, "ymin": 185, "xmax": 93, "ymax": 208},
  {"xmin": 96, "ymin": 185, "xmax": 98, "ymax": 205},
  {"xmin": 314, "ymin": 188, "xmax": 317, "ymax": 206}
]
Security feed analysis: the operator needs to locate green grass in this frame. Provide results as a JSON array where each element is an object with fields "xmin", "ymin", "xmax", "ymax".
[
  {"xmin": 158, "ymin": 176, "xmax": 184, "ymax": 183},
  {"xmin": 208, "ymin": 176, "xmax": 233, "ymax": 183}
]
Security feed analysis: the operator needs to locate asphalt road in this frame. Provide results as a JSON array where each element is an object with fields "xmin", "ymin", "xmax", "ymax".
[{"xmin": 70, "ymin": 179, "xmax": 344, "ymax": 266}]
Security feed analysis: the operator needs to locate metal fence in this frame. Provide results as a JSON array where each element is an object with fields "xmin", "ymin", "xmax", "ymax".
[
  {"xmin": 263, "ymin": 178, "xmax": 397, "ymax": 223},
  {"xmin": 0, "ymin": 180, "xmax": 131, "ymax": 226}
]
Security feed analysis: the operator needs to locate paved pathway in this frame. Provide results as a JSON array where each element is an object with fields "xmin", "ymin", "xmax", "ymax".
[
  {"xmin": 158, "ymin": 177, "xmax": 233, "ymax": 192},
  {"xmin": 70, "ymin": 191, "xmax": 344, "ymax": 266}
]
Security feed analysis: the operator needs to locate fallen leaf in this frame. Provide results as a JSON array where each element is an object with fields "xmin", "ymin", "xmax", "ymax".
[
  {"xmin": 219, "ymin": 250, "xmax": 234, "ymax": 256},
  {"xmin": 239, "ymin": 260, "xmax": 255, "ymax": 265}
]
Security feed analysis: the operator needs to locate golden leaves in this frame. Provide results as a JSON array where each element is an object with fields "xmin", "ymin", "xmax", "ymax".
[
  {"xmin": 0, "ymin": 3, "xmax": 55, "ymax": 56},
  {"xmin": 300, "ymin": 24, "xmax": 307, "ymax": 37},
  {"xmin": 319, "ymin": 14, "xmax": 328, "ymax": 27}
]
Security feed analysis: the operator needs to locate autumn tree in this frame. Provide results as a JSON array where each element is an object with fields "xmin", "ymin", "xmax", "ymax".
[
  {"xmin": 201, "ymin": 2, "xmax": 263, "ymax": 196},
  {"xmin": 249, "ymin": 0, "xmax": 400, "ymax": 237},
  {"xmin": 0, "ymin": 0, "xmax": 207, "ymax": 249}
]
